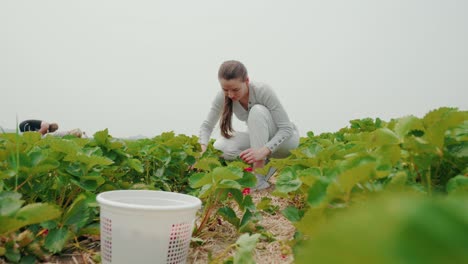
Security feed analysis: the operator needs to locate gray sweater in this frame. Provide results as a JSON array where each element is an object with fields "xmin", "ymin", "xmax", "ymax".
[{"xmin": 199, "ymin": 81, "xmax": 297, "ymax": 153}]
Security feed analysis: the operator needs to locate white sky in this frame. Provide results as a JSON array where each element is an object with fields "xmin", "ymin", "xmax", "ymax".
[{"xmin": 1, "ymin": 0, "xmax": 467, "ymax": 138}]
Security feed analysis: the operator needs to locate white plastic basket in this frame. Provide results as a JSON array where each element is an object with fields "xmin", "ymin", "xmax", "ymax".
[{"xmin": 96, "ymin": 190, "xmax": 202, "ymax": 264}]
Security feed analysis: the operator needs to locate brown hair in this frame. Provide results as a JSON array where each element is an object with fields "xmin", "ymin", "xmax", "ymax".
[
  {"xmin": 48, "ymin": 123, "xmax": 59, "ymax": 133},
  {"xmin": 218, "ymin": 60, "xmax": 248, "ymax": 138}
]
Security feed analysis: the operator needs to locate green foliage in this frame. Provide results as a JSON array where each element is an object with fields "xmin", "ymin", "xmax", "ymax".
[
  {"xmin": 189, "ymin": 163, "xmax": 259, "ymax": 235},
  {"xmin": 44, "ymin": 228, "xmax": 72, "ymax": 253},
  {"xmin": 0, "ymin": 107, "xmax": 466, "ymax": 263},
  {"xmin": 446, "ymin": 175, "xmax": 468, "ymax": 195},
  {"xmin": 295, "ymin": 193, "xmax": 468, "ymax": 264},
  {"xmin": 0, "ymin": 192, "xmax": 61, "ymax": 235},
  {"xmin": 281, "ymin": 206, "xmax": 304, "ymax": 222},
  {"xmin": 268, "ymin": 107, "xmax": 467, "ymax": 263},
  {"xmin": 232, "ymin": 233, "xmax": 261, "ymax": 264}
]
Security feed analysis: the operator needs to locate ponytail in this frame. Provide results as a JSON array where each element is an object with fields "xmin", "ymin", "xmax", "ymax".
[
  {"xmin": 220, "ymin": 96, "xmax": 234, "ymax": 138},
  {"xmin": 218, "ymin": 60, "xmax": 248, "ymax": 139}
]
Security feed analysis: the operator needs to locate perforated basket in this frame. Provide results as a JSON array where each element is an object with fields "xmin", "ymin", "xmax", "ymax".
[{"xmin": 97, "ymin": 190, "xmax": 201, "ymax": 264}]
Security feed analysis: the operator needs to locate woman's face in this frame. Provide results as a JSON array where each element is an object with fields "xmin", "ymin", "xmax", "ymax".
[{"xmin": 219, "ymin": 78, "xmax": 249, "ymax": 102}]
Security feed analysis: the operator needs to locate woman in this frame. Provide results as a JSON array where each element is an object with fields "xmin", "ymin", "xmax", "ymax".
[{"xmin": 199, "ymin": 60, "xmax": 300, "ymax": 190}]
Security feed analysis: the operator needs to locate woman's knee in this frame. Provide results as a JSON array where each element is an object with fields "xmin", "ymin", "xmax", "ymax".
[
  {"xmin": 247, "ymin": 104, "xmax": 277, "ymax": 140},
  {"xmin": 248, "ymin": 105, "xmax": 270, "ymax": 122},
  {"xmin": 213, "ymin": 139, "xmax": 241, "ymax": 160}
]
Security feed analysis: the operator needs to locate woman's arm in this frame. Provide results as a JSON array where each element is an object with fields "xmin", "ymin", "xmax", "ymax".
[
  {"xmin": 38, "ymin": 122, "xmax": 50, "ymax": 135},
  {"xmin": 257, "ymin": 84, "xmax": 295, "ymax": 153},
  {"xmin": 198, "ymin": 91, "xmax": 224, "ymax": 148}
]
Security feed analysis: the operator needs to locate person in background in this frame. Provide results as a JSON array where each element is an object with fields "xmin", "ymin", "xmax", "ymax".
[
  {"xmin": 198, "ymin": 60, "xmax": 300, "ymax": 190},
  {"xmin": 51, "ymin": 128, "xmax": 85, "ymax": 138},
  {"xmin": 19, "ymin": 119, "xmax": 58, "ymax": 135}
]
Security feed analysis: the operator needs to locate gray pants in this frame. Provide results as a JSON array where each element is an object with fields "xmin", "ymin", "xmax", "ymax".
[{"xmin": 213, "ymin": 105, "xmax": 300, "ymax": 160}]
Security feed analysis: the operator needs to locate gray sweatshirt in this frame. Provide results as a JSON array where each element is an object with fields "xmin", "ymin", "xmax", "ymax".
[{"xmin": 199, "ymin": 81, "xmax": 297, "ymax": 153}]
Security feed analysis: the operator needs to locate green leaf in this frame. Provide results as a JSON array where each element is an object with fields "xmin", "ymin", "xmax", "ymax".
[
  {"xmin": 44, "ymin": 228, "xmax": 72, "ymax": 253},
  {"xmin": 327, "ymin": 156, "xmax": 376, "ymax": 200},
  {"xmin": 0, "ymin": 198, "xmax": 23, "ymax": 217},
  {"xmin": 0, "ymin": 203, "xmax": 61, "ymax": 234},
  {"xmin": 22, "ymin": 131, "xmax": 42, "ymax": 144},
  {"xmin": 394, "ymin": 115, "xmax": 425, "ymax": 138},
  {"xmin": 302, "ymin": 143, "xmax": 323, "ymax": 158},
  {"xmin": 29, "ymin": 150, "xmax": 46, "ymax": 166},
  {"xmin": 374, "ymin": 145, "xmax": 401, "ymax": 166},
  {"xmin": 197, "ymin": 183, "xmax": 213, "ymax": 199},
  {"xmin": 49, "ymin": 139, "xmax": 81, "ymax": 156},
  {"xmin": 189, "ymin": 172, "xmax": 212, "ymax": 189},
  {"xmin": 241, "ymin": 195, "xmax": 255, "ymax": 212},
  {"xmin": 256, "ymin": 197, "xmax": 273, "ymax": 211},
  {"xmin": 233, "ymin": 233, "xmax": 261, "ymax": 264},
  {"xmin": 218, "ymin": 179, "xmax": 242, "ymax": 189},
  {"xmin": 448, "ymin": 141, "xmax": 468, "ymax": 158},
  {"xmin": 188, "ymin": 172, "xmax": 205, "ymax": 187},
  {"xmin": 19, "ymin": 255, "xmax": 36, "ymax": 264},
  {"xmin": 78, "ymin": 223, "xmax": 100, "ymax": 236},
  {"xmin": 423, "ymin": 108, "xmax": 468, "ymax": 149},
  {"xmin": 40, "ymin": 220, "xmax": 58, "ymax": 230},
  {"xmin": 62, "ymin": 195, "xmax": 90, "ymax": 230},
  {"xmin": 75, "ymin": 153, "xmax": 114, "ymax": 170},
  {"xmin": 236, "ymin": 172, "xmax": 257, "ymax": 188},
  {"xmin": 5, "ymin": 241, "xmax": 21, "ymax": 263},
  {"xmin": 194, "ymin": 157, "xmax": 221, "ymax": 171},
  {"xmin": 213, "ymin": 167, "xmax": 243, "ymax": 182},
  {"xmin": 15, "ymin": 203, "xmax": 62, "ymax": 225},
  {"xmin": 185, "ymin": 155, "xmax": 196, "ymax": 165},
  {"xmin": 446, "ymin": 175, "xmax": 468, "ymax": 195},
  {"xmin": 93, "ymin": 129, "xmax": 110, "ymax": 146},
  {"xmin": 79, "ymin": 176, "xmax": 106, "ymax": 191},
  {"xmin": 307, "ymin": 177, "xmax": 330, "ymax": 206},
  {"xmin": 369, "ymin": 128, "xmax": 400, "ymax": 147},
  {"xmin": 239, "ymin": 209, "xmax": 255, "ymax": 232},
  {"xmin": 295, "ymin": 207, "xmax": 327, "ymax": 239},
  {"xmin": 282, "ymin": 206, "xmax": 304, "ymax": 222},
  {"xmin": 228, "ymin": 189, "xmax": 244, "ymax": 208},
  {"xmin": 217, "ymin": 207, "xmax": 240, "ymax": 227},
  {"xmin": 0, "ymin": 169, "xmax": 15, "ymax": 180},
  {"xmin": 30, "ymin": 159, "xmax": 60, "ymax": 175},
  {"xmin": 0, "ymin": 192, "xmax": 23, "ymax": 216},
  {"xmin": 128, "ymin": 158, "xmax": 144, "ymax": 173},
  {"xmin": 298, "ymin": 167, "xmax": 322, "ymax": 186},
  {"xmin": 276, "ymin": 167, "xmax": 302, "ymax": 193},
  {"xmin": 390, "ymin": 171, "xmax": 408, "ymax": 186}
]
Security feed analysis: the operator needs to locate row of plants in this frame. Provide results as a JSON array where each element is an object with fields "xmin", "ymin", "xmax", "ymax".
[
  {"xmin": 1, "ymin": 107, "xmax": 467, "ymax": 263},
  {"xmin": 0, "ymin": 128, "xmax": 263, "ymax": 263},
  {"xmin": 267, "ymin": 107, "xmax": 468, "ymax": 263}
]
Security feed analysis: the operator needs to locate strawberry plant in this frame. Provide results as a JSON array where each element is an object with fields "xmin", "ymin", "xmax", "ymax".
[
  {"xmin": 269, "ymin": 107, "xmax": 468, "ymax": 259},
  {"xmin": 189, "ymin": 161, "xmax": 258, "ymax": 236}
]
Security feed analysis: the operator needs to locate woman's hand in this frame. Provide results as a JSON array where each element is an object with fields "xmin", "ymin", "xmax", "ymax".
[
  {"xmin": 189, "ymin": 144, "xmax": 208, "ymax": 171},
  {"xmin": 200, "ymin": 144, "xmax": 207, "ymax": 154},
  {"xmin": 240, "ymin": 146, "xmax": 271, "ymax": 164}
]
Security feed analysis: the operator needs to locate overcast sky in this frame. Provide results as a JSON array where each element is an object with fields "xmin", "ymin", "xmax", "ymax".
[{"xmin": 1, "ymin": 0, "xmax": 467, "ymax": 138}]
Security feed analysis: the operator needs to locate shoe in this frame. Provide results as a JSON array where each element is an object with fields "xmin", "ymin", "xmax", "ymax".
[
  {"xmin": 253, "ymin": 174, "xmax": 270, "ymax": 191},
  {"xmin": 264, "ymin": 167, "xmax": 277, "ymax": 182}
]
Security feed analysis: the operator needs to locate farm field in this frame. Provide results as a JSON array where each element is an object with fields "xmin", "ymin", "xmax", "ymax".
[{"xmin": 1, "ymin": 107, "xmax": 467, "ymax": 264}]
